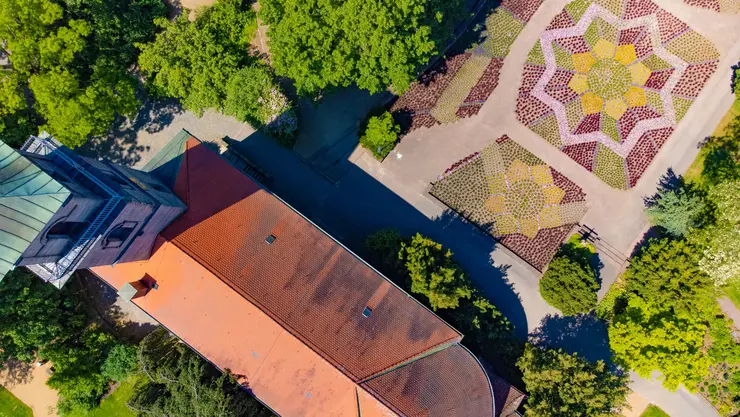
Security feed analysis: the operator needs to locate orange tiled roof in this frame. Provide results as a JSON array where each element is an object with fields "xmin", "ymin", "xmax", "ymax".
[{"xmin": 94, "ymin": 133, "xmax": 497, "ymax": 417}]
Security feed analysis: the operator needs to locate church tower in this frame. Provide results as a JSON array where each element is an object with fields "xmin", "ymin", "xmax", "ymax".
[{"xmin": 0, "ymin": 134, "xmax": 186, "ymax": 287}]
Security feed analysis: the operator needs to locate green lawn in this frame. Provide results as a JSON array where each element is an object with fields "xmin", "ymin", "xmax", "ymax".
[
  {"xmin": 723, "ymin": 280, "xmax": 740, "ymax": 311},
  {"xmin": 0, "ymin": 386, "xmax": 32, "ymax": 417},
  {"xmin": 640, "ymin": 404, "xmax": 670, "ymax": 417},
  {"xmin": 66, "ymin": 376, "xmax": 140, "ymax": 417}
]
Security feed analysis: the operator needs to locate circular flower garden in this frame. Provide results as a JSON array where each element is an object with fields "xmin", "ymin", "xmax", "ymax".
[
  {"xmin": 516, "ymin": 0, "xmax": 720, "ymax": 189},
  {"xmin": 430, "ymin": 135, "xmax": 587, "ymax": 270}
]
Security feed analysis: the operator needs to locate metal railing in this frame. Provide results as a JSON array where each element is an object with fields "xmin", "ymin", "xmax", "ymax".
[{"xmin": 23, "ymin": 135, "xmax": 122, "ymax": 282}]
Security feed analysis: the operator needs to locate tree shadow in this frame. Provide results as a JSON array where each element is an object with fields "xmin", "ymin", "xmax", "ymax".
[
  {"xmin": 529, "ymin": 312, "xmax": 613, "ymax": 365},
  {"xmin": 81, "ymin": 99, "xmax": 183, "ymax": 166},
  {"xmin": 630, "ymin": 226, "xmax": 668, "ymax": 258},
  {"xmin": 0, "ymin": 359, "xmax": 35, "ymax": 387}
]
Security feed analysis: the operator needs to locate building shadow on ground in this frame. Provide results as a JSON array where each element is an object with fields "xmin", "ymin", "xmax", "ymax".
[
  {"xmin": 75, "ymin": 271, "xmax": 157, "ymax": 343},
  {"xmin": 229, "ymin": 129, "xmax": 529, "ymax": 338},
  {"xmin": 81, "ymin": 99, "xmax": 183, "ymax": 166},
  {"xmin": 529, "ymin": 312, "xmax": 613, "ymax": 365}
]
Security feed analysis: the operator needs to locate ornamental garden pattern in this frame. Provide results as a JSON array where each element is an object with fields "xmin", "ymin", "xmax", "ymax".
[
  {"xmin": 516, "ymin": 0, "xmax": 720, "ymax": 189},
  {"xmin": 391, "ymin": 0, "xmax": 544, "ymax": 131},
  {"xmin": 430, "ymin": 135, "xmax": 588, "ymax": 270}
]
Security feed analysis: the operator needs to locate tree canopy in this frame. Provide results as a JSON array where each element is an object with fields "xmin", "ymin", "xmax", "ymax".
[
  {"xmin": 608, "ymin": 238, "xmax": 715, "ymax": 390},
  {"xmin": 517, "ymin": 345, "xmax": 629, "ymax": 417},
  {"xmin": 360, "ymin": 111, "xmax": 399, "ymax": 160},
  {"xmin": 260, "ymin": 0, "xmax": 465, "ymax": 96},
  {"xmin": 138, "ymin": 0, "xmax": 297, "ymax": 143},
  {"xmin": 399, "ymin": 233, "xmax": 473, "ymax": 310},
  {"xmin": 129, "ymin": 329, "xmax": 272, "ymax": 417},
  {"xmin": 0, "ymin": 0, "xmax": 163, "ymax": 147},
  {"xmin": 645, "ymin": 183, "xmax": 707, "ymax": 237},
  {"xmin": 0, "ymin": 269, "xmax": 132, "ymax": 414},
  {"xmin": 0, "ymin": 268, "xmax": 85, "ymax": 364},
  {"xmin": 539, "ymin": 241, "xmax": 599, "ymax": 315}
]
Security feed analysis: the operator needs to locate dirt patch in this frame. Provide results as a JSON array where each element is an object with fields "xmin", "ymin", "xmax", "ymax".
[
  {"xmin": 623, "ymin": 392, "xmax": 649, "ymax": 417},
  {"xmin": 0, "ymin": 362, "xmax": 58, "ymax": 417}
]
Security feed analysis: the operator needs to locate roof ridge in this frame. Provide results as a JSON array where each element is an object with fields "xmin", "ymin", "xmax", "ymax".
[{"xmin": 358, "ymin": 338, "xmax": 461, "ymax": 384}]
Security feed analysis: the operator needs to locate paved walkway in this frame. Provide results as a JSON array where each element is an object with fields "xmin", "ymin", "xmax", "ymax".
[{"xmin": 0, "ymin": 362, "xmax": 58, "ymax": 417}]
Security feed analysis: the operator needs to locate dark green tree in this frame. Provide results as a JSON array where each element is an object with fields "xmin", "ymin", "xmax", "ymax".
[
  {"xmin": 701, "ymin": 116, "xmax": 740, "ymax": 185},
  {"xmin": 399, "ymin": 233, "xmax": 473, "ymax": 310},
  {"xmin": 539, "ymin": 255, "xmax": 598, "ymax": 315},
  {"xmin": 101, "ymin": 344, "xmax": 139, "ymax": 382},
  {"xmin": 517, "ymin": 345, "xmax": 629, "ymax": 417},
  {"xmin": 42, "ymin": 326, "xmax": 119, "ymax": 415},
  {"xmin": 0, "ymin": 268, "xmax": 86, "ymax": 364},
  {"xmin": 129, "ymin": 329, "xmax": 272, "ymax": 417},
  {"xmin": 260, "ymin": 0, "xmax": 465, "ymax": 96}
]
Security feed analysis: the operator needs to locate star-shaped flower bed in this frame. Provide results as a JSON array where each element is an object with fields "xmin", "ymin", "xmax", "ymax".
[
  {"xmin": 430, "ymin": 135, "xmax": 587, "ymax": 270},
  {"xmin": 516, "ymin": 0, "xmax": 720, "ymax": 189}
]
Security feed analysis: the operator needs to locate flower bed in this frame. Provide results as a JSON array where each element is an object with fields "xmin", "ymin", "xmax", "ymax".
[
  {"xmin": 515, "ymin": 0, "xmax": 720, "ymax": 189},
  {"xmin": 391, "ymin": 0, "xmax": 544, "ymax": 133},
  {"xmin": 430, "ymin": 135, "xmax": 587, "ymax": 271}
]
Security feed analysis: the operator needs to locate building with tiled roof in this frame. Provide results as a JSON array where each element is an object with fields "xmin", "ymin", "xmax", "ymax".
[{"xmin": 3, "ymin": 131, "xmax": 525, "ymax": 417}]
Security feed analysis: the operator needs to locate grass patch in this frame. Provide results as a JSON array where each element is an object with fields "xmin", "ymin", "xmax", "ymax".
[
  {"xmin": 66, "ymin": 375, "xmax": 140, "ymax": 417},
  {"xmin": 723, "ymin": 280, "xmax": 740, "ymax": 311},
  {"xmin": 640, "ymin": 404, "xmax": 670, "ymax": 417},
  {"xmin": 0, "ymin": 386, "xmax": 32, "ymax": 417},
  {"xmin": 685, "ymin": 99, "xmax": 740, "ymax": 184}
]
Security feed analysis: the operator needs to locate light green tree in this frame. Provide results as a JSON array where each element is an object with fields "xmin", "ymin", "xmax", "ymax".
[
  {"xmin": 360, "ymin": 111, "xmax": 399, "ymax": 160},
  {"xmin": 260, "ymin": 0, "xmax": 465, "ymax": 96},
  {"xmin": 607, "ymin": 238, "xmax": 715, "ymax": 391},
  {"xmin": 517, "ymin": 344, "xmax": 630, "ymax": 417},
  {"xmin": 608, "ymin": 295, "xmax": 710, "ymax": 391},
  {"xmin": 0, "ymin": 0, "xmax": 150, "ymax": 147}
]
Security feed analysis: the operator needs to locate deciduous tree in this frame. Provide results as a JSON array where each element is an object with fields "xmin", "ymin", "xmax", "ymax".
[
  {"xmin": 260, "ymin": 0, "xmax": 465, "ymax": 96},
  {"xmin": 607, "ymin": 238, "xmax": 716, "ymax": 391},
  {"xmin": 0, "ymin": 269, "xmax": 85, "ymax": 364}
]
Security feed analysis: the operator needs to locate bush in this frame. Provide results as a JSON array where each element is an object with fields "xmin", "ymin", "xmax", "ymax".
[
  {"xmin": 359, "ymin": 111, "xmax": 399, "ymax": 160},
  {"xmin": 539, "ymin": 256, "xmax": 598, "ymax": 315},
  {"xmin": 102, "ymin": 344, "xmax": 138, "ymax": 382}
]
